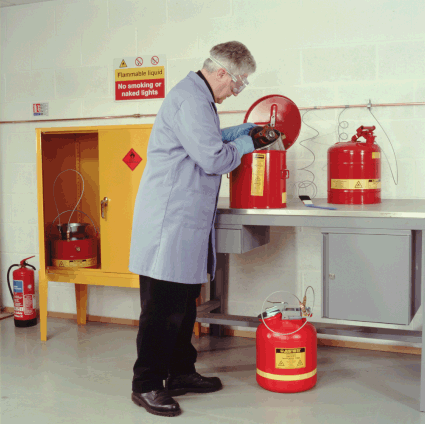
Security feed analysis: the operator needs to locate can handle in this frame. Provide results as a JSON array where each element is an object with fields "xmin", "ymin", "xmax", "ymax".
[
  {"xmin": 281, "ymin": 169, "xmax": 290, "ymax": 179},
  {"xmin": 260, "ymin": 288, "xmax": 315, "ymax": 337}
]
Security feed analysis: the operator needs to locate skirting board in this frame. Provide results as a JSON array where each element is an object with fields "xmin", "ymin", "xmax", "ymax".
[{"xmin": 4, "ymin": 307, "xmax": 420, "ymax": 355}]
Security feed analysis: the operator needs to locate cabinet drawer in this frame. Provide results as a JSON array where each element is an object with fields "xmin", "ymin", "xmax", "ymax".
[{"xmin": 216, "ymin": 225, "xmax": 270, "ymax": 254}]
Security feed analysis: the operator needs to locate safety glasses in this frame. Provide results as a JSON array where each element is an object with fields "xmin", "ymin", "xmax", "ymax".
[{"xmin": 209, "ymin": 56, "xmax": 249, "ymax": 94}]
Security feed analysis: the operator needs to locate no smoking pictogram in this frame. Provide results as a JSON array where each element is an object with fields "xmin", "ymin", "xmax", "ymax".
[
  {"xmin": 135, "ymin": 57, "xmax": 143, "ymax": 66},
  {"xmin": 151, "ymin": 56, "xmax": 159, "ymax": 65}
]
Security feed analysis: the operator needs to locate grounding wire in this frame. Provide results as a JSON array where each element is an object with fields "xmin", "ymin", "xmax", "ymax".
[
  {"xmin": 53, "ymin": 169, "xmax": 85, "ymax": 229},
  {"xmin": 337, "ymin": 107, "xmax": 349, "ymax": 142},
  {"xmin": 288, "ymin": 110, "xmax": 320, "ymax": 202},
  {"xmin": 368, "ymin": 108, "xmax": 399, "ymax": 185},
  {"xmin": 260, "ymin": 286, "xmax": 316, "ymax": 337}
]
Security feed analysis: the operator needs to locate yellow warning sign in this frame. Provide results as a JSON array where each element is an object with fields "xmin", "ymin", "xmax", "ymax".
[
  {"xmin": 282, "ymin": 192, "xmax": 287, "ymax": 204},
  {"xmin": 115, "ymin": 66, "xmax": 164, "ymax": 81},
  {"xmin": 275, "ymin": 348, "xmax": 306, "ymax": 369},
  {"xmin": 52, "ymin": 257, "xmax": 97, "ymax": 268},
  {"xmin": 372, "ymin": 152, "xmax": 380, "ymax": 159},
  {"xmin": 331, "ymin": 179, "xmax": 381, "ymax": 190},
  {"xmin": 251, "ymin": 154, "xmax": 266, "ymax": 196},
  {"xmin": 119, "ymin": 59, "xmax": 127, "ymax": 68}
]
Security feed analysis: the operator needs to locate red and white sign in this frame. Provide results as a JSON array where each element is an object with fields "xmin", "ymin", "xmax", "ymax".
[
  {"xmin": 33, "ymin": 102, "xmax": 49, "ymax": 116},
  {"xmin": 114, "ymin": 55, "xmax": 166, "ymax": 101}
]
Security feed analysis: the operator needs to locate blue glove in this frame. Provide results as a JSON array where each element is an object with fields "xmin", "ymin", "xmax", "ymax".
[
  {"xmin": 229, "ymin": 135, "xmax": 255, "ymax": 158},
  {"xmin": 221, "ymin": 123, "xmax": 256, "ymax": 142}
]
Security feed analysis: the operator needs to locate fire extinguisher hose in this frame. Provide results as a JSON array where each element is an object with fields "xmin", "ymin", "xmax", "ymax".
[
  {"xmin": 260, "ymin": 286, "xmax": 315, "ymax": 337},
  {"xmin": 6, "ymin": 264, "xmax": 19, "ymax": 300}
]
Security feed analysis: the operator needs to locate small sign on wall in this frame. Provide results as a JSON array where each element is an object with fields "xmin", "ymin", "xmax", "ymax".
[
  {"xmin": 33, "ymin": 103, "xmax": 49, "ymax": 116},
  {"xmin": 114, "ymin": 55, "xmax": 166, "ymax": 101}
]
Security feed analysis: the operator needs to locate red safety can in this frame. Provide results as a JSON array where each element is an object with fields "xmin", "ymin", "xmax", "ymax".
[
  {"xmin": 50, "ymin": 223, "xmax": 97, "ymax": 268},
  {"xmin": 229, "ymin": 95, "xmax": 301, "ymax": 209},
  {"xmin": 256, "ymin": 308, "xmax": 317, "ymax": 393},
  {"xmin": 328, "ymin": 126, "xmax": 381, "ymax": 204},
  {"xmin": 230, "ymin": 151, "xmax": 289, "ymax": 208}
]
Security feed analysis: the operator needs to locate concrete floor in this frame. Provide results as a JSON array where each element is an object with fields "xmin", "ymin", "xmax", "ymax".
[{"xmin": 1, "ymin": 317, "xmax": 425, "ymax": 424}]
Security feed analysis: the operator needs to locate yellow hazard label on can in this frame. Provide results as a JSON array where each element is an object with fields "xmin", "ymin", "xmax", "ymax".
[
  {"xmin": 331, "ymin": 179, "xmax": 381, "ymax": 190},
  {"xmin": 372, "ymin": 152, "xmax": 380, "ymax": 159},
  {"xmin": 282, "ymin": 192, "xmax": 287, "ymax": 204},
  {"xmin": 251, "ymin": 153, "xmax": 266, "ymax": 196},
  {"xmin": 52, "ymin": 257, "xmax": 97, "ymax": 268},
  {"xmin": 275, "ymin": 348, "xmax": 306, "ymax": 369}
]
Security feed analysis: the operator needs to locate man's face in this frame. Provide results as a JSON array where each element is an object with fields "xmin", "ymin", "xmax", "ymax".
[{"xmin": 214, "ymin": 72, "xmax": 248, "ymax": 104}]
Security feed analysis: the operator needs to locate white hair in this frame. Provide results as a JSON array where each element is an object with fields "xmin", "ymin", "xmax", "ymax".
[{"xmin": 202, "ymin": 41, "xmax": 256, "ymax": 76}]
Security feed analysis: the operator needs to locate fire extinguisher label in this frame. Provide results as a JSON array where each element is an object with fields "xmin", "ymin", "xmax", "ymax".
[
  {"xmin": 14, "ymin": 294, "xmax": 24, "ymax": 319},
  {"xmin": 372, "ymin": 152, "xmax": 380, "ymax": 159},
  {"xmin": 24, "ymin": 295, "xmax": 34, "ymax": 316},
  {"xmin": 275, "ymin": 347, "xmax": 306, "ymax": 369},
  {"xmin": 251, "ymin": 154, "xmax": 266, "ymax": 196},
  {"xmin": 331, "ymin": 179, "xmax": 381, "ymax": 190},
  {"xmin": 13, "ymin": 280, "xmax": 23, "ymax": 293},
  {"xmin": 282, "ymin": 192, "xmax": 287, "ymax": 204}
]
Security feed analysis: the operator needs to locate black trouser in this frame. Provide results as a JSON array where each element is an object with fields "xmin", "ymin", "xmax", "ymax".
[{"xmin": 132, "ymin": 275, "xmax": 202, "ymax": 393}]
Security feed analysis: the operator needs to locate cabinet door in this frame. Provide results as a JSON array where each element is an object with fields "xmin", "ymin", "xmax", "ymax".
[
  {"xmin": 98, "ymin": 127, "xmax": 151, "ymax": 273},
  {"xmin": 324, "ymin": 232, "xmax": 411, "ymax": 325}
]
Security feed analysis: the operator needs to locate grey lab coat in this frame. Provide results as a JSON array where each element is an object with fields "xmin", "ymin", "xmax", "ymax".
[{"xmin": 128, "ymin": 71, "xmax": 241, "ymax": 284}]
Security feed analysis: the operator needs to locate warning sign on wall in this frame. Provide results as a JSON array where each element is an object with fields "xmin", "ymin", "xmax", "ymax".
[{"xmin": 114, "ymin": 55, "xmax": 166, "ymax": 101}]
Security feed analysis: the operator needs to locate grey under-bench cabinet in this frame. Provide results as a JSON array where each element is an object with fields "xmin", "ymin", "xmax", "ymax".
[{"xmin": 322, "ymin": 228, "xmax": 421, "ymax": 325}]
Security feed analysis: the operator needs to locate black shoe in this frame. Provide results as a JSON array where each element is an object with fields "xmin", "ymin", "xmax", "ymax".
[
  {"xmin": 166, "ymin": 372, "xmax": 223, "ymax": 396},
  {"xmin": 131, "ymin": 390, "xmax": 181, "ymax": 417}
]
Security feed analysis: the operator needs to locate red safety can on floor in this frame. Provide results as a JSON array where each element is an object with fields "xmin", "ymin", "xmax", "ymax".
[{"xmin": 256, "ymin": 307, "xmax": 317, "ymax": 393}]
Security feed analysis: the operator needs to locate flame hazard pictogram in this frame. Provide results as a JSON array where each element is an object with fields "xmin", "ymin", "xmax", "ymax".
[{"xmin": 123, "ymin": 148, "xmax": 142, "ymax": 171}]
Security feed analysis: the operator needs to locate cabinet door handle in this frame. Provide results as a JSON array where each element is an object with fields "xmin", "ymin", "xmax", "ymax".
[{"xmin": 101, "ymin": 197, "xmax": 109, "ymax": 219}]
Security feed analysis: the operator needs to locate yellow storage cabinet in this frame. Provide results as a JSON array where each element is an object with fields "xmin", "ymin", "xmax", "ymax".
[{"xmin": 36, "ymin": 124, "xmax": 152, "ymax": 341}]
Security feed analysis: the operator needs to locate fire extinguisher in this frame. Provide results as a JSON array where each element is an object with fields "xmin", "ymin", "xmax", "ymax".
[
  {"xmin": 256, "ymin": 289, "xmax": 317, "ymax": 393},
  {"xmin": 7, "ymin": 256, "xmax": 38, "ymax": 328},
  {"xmin": 328, "ymin": 125, "xmax": 381, "ymax": 205}
]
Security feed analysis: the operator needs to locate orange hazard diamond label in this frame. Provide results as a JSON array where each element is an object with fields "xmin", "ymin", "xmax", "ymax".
[{"xmin": 123, "ymin": 148, "xmax": 142, "ymax": 170}]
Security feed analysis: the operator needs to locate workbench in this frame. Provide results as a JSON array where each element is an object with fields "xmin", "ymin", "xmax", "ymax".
[{"xmin": 199, "ymin": 197, "xmax": 425, "ymax": 411}]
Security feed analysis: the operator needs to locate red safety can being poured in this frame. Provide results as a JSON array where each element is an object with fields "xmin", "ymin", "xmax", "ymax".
[{"xmin": 230, "ymin": 95, "xmax": 301, "ymax": 209}]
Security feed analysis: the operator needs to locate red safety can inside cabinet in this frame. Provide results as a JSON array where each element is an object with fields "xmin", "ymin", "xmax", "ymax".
[{"xmin": 230, "ymin": 95, "xmax": 301, "ymax": 209}]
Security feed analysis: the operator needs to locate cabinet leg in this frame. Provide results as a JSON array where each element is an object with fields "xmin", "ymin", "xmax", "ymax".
[
  {"xmin": 210, "ymin": 253, "xmax": 229, "ymax": 337},
  {"xmin": 75, "ymin": 284, "xmax": 88, "ymax": 325},
  {"xmin": 39, "ymin": 278, "xmax": 48, "ymax": 342},
  {"xmin": 194, "ymin": 294, "xmax": 202, "ymax": 338}
]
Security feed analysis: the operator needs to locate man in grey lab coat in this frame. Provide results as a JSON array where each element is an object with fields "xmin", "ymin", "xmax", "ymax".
[{"xmin": 129, "ymin": 41, "xmax": 257, "ymax": 417}]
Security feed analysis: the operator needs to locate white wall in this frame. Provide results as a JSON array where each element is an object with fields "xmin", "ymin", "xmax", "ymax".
[{"xmin": 1, "ymin": 0, "xmax": 425, "ymax": 346}]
